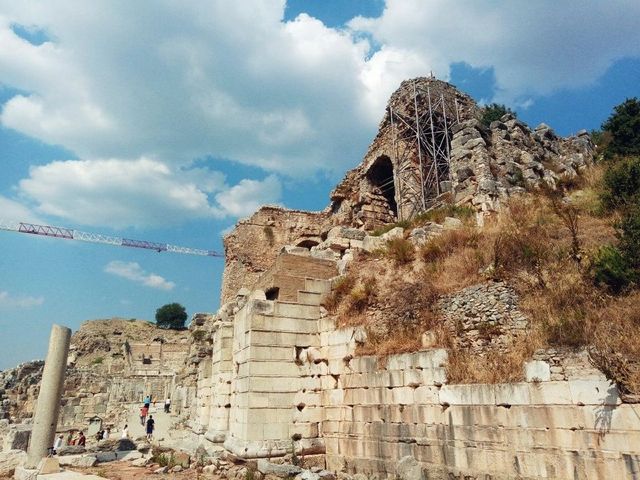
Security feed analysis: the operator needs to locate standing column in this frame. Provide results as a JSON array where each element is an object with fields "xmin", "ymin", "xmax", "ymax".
[{"xmin": 26, "ymin": 324, "xmax": 71, "ymax": 468}]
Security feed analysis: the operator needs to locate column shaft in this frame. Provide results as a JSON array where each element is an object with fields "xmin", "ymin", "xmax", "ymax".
[{"xmin": 26, "ymin": 324, "xmax": 71, "ymax": 468}]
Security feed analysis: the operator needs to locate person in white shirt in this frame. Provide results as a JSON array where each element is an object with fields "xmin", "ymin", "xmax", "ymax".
[
  {"xmin": 121, "ymin": 424, "xmax": 129, "ymax": 439},
  {"xmin": 102, "ymin": 428, "xmax": 110, "ymax": 440},
  {"xmin": 53, "ymin": 434, "xmax": 64, "ymax": 453}
]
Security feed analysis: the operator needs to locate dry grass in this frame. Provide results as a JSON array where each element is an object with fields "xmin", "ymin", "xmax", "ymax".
[
  {"xmin": 356, "ymin": 327, "xmax": 423, "ymax": 359},
  {"xmin": 385, "ymin": 237, "xmax": 415, "ymax": 265},
  {"xmin": 322, "ymin": 274, "xmax": 356, "ymax": 313},
  {"xmin": 445, "ymin": 338, "xmax": 537, "ymax": 384},
  {"xmin": 324, "ymin": 165, "xmax": 640, "ymax": 389},
  {"xmin": 590, "ymin": 291, "xmax": 640, "ymax": 397}
]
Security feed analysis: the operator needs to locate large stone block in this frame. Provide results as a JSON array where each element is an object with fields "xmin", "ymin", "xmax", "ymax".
[
  {"xmin": 0, "ymin": 449, "xmax": 27, "ymax": 476},
  {"xmin": 528, "ymin": 381, "xmax": 572, "ymax": 405},
  {"xmin": 568, "ymin": 379, "xmax": 620, "ymax": 406},
  {"xmin": 524, "ymin": 360, "xmax": 551, "ymax": 382},
  {"xmin": 439, "ymin": 384, "xmax": 496, "ymax": 405},
  {"xmin": 494, "ymin": 383, "xmax": 531, "ymax": 406}
]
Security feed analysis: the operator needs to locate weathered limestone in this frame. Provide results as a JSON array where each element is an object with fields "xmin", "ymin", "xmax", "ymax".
[{"xmin": 26, "ymin": 324, "xmax": 71, "ymax": 469}]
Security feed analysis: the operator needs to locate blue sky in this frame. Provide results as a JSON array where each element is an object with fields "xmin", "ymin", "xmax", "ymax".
[{"xmin": 0, "ymin": 0, "xmax": 638, "ymax": 369}]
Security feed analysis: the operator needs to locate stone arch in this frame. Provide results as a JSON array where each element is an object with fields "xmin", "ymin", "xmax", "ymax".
[{"xmin": 366, "ymin": 155, "xmax": 397, "ymax": 218}]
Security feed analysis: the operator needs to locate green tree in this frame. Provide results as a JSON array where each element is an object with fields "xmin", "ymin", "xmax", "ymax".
[
  {"xmin": 601, "ymin": 156, "xmax": 640, "ymax": 210},
  {"xmin": 155, "ymin": 303, "xmax": 188, "ymax": 329},
  {"xmin": 602, "ymin": 97, "xmax": 640, "ymax": 157},
  {"xmin": 481, "ymin": 103, "xmax": 516, "ymax": 127}
]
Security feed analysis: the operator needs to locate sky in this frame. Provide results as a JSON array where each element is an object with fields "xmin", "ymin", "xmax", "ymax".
[{"xmin": 0, "ymin": 0, "xmax": 639, "ymax": 370}]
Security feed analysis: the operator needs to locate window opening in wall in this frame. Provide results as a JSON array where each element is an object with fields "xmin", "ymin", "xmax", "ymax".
[
  {"xmin": 296, "ymin": 239, "xmax": 319, "ymax": 250},
  {"xmin": 142, "ymin": 356, "xmax": 152, "ymax": 365},
  {"xmin": 366, "ymin": 155, "xmax": 397, "ymax": 218},
  {"xmin": 265, "ymin": 287, "xmax": 280, "ymax": 301}
]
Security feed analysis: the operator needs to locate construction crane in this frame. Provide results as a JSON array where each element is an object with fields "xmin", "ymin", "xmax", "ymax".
[{"xmin": 0, "ymin": 220, "xmax": 223, "ymax": 258}]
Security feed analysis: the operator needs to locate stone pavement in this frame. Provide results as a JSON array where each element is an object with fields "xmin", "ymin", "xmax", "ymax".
[{"xmin": 124, "ymin": 404, "xmax": 172, "ymax": 443}]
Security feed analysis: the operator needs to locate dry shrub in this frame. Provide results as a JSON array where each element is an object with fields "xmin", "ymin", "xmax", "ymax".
[
  {"xmin": 590, "ymin": 291, "xmax": 640, "ymax": 397},
  {"xmin": 518, "ymin": 260, "xmax": 603, "ymax": 348},
  {"xmin": 428, "ymin": 247, "xmax": 485, "ymax": 295},
  {"xmin": 322, "ymin": 274, "xmax": 356, "ymax": 313},
  {"xmin": 386, "ymin": 237, "xmax": 415, "ymax": 265},
  {"xmin": 491, "ymin": 197, "xmax": 557, "ymax": 283},
  {"xmin": 420, "ymin": 227, "xmax": 480, "ymax": 263},
  {"xmin": 385, "ymin": 276, "xmax": 439, "ymax": 330},
  {"xmin": 356, "ymin": 326, "xmax": 423, "ymax": 358},
  {"xmin": 445, "ymin": 338, "xmax": 536, "ymax": 384},
  {"xmin": 344, "ymin": 277, "xmax": 377, "ymax": 314}
]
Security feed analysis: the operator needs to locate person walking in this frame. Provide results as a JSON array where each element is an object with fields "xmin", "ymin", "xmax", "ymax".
[
  {"xmin": 121, "ymin": 424, "xmax": 129, "ymax": 439},
  {"xmin": 140, "ymin": 404, "xmax": 149, "ymax": 426},
  {"xmin": 145, "ymin": 415, "xmax": 155, "ymax": 441},
  {"xmin": 164, "ymin": 397, "xmax": 171, "ymax": 413}
]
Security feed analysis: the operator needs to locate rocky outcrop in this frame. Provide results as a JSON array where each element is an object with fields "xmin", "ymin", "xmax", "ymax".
[{"xmin": 450, "ymin": 115, "xmax": 594, "ymax": 220}]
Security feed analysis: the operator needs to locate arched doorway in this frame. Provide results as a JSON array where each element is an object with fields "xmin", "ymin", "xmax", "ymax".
[{"xmin": 366, "ymin": 156, "xmax": 397, "ymax": 218}]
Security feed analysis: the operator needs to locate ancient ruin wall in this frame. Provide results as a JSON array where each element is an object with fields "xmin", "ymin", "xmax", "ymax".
[
  {"xmin": 0, "ymin": 319, "xmax": 191, "ymax": 434},
  {"xmin": 317, "ymin": 323, "xmax": 639, "ymax": 479},
  {"xmin": 221, "ymin": 206, "xmax": 330, "ymax": 304}
]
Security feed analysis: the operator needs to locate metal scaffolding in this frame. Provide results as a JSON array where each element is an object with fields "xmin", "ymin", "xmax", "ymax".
[{"xmin": 388, "ymin": 79, "xmax": 461, "ymax": 219}]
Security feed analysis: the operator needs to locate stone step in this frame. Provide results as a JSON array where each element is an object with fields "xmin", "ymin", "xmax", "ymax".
[
  {"xmin": 297, "ymin": 290, "xmax": 322, "ymax": 306},
  {"xmin": 272, "ymin": 302, "xmax": 320, "ymax": 320},
  {"xmin": 304, "ymin": 278, "xmax": 332, "ymax": 294}
]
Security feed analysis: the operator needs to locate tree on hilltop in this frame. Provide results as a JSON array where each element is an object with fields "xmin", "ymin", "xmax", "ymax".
[
  {"xmin": 155, "ymin": 303, "xmax": 187, "ymax": 329},
  {"xmin": 480, "ymin": 103, "xmax": 516, "ymax": 127},
  {"xmin": 602, "ymin": 97, "xmax": 640, "ymax": 157}
]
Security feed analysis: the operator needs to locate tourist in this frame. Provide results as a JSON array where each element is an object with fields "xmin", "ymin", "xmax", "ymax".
[
  {"xmin": 145, "ymin": 415, "xmax": 155, "ymax": 441},
  {"xmin": 53, "ymin": 434, "xmax": 64, "ymax": 454},
  {"xmin": 143, "ymin": 394, "xmax": 151, "ymax": 408},
  {"xmin": 77, "ymin": 431, "xmax": 86, "ymax": 447},
  {"xmin": 140, "ymin": 404, "xmax": 149, "ymax": 426},
  {"xmin": 68, "ymin": 431, "xmax": 76, "ymax": 445},
  {"xmin": 164, "ymin": 397, "xmax": 171, "ymax": 413},
  {"xmin": 95, "ymin": 430, "xmax": 103, "ymax": 442},
  {"xmin": 102, "ymin": 428, "xmax": 110, "ymax": 440},
  {"xmin": 121, "ymin": 424, "xmax": 129, "ymax": 439}
]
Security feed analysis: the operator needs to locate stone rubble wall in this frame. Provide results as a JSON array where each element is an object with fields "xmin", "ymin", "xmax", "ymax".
[
  {"xmin": 450, "ymin": 115, "xmax": 594, "ymax": 222},
  {"xmin": 438, "ymin": 281, "xmax": 529, "ymax": 353}
]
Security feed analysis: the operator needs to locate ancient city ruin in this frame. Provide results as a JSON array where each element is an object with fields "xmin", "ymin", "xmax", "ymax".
[{"xmin": 1, "ymin": 78, "xmax": 638, "ymax": 480}]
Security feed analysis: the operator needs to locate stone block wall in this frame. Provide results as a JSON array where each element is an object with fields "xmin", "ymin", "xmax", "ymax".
[
  {"xmin": 254, "ymin": 254, "xmax": 338, "ymax": 303},
  {"xmin": 188, "ymin": 282, "xmax": 640, "ymax": 478},
  {"xmin": 312, "ymin": 321, "xmax": 640, "ymax": 479},
  {"xmin": 223, "ymin": 285, "xmax": 328, "ymax": 458}
]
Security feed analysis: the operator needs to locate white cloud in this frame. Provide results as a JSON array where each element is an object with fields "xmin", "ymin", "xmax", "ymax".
[
  {"xmin": 104, "ymin": 260, "xmax": 175, "ymax": 291},
  {"xmin": 0, "ymin": 2, "xmax": 376, "ymax": 176},
  {"xmin": 215, "ymin": 175, "xmax": 282, "ymax": 218},
  {"xmin": 0, "ymin": 195, "xmax": 43, "ymax": 223},
  {"xmin": 0, "ymin": 1, "xmax": 638, "ymax": 230},
  {"xmin": 350, "ymin": 0, "xmax": 640, "ymax": 103},
  {"xmin": 16, "ymin": 157, "xmax": 281, "ymax": 228},
  {"xmin": 0, "ymin": 290, "xmax": 44, "ymax": 308}
]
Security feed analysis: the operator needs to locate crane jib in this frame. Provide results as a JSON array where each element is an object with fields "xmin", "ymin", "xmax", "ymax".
[{"xmin": 0, "ymin": 220, "xmax": 223, "ymax": 258}]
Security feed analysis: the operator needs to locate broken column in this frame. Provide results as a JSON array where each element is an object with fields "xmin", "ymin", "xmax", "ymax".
[{"xmin": 26, "ymin": 324, "xmax": 71, "ymax": 469}]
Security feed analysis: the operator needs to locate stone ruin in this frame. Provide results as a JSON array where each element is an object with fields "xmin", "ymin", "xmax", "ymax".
[
  {"xmin": 222, "ymin": 77, "xmax": 594, "ymax": 303},
  {"xmin": 4, "ymin": 78, "xmax": 638, "ymax": 480}
]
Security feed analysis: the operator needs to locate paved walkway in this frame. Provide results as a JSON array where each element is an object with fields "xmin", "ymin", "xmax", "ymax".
[{"xmin": 122, "ymin": 404, "xmax": 173, "ymax": 442}]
